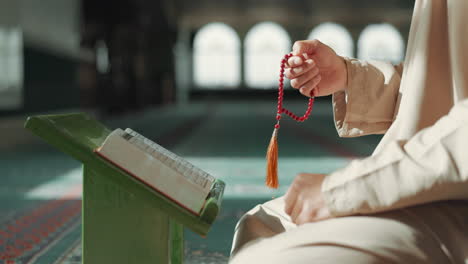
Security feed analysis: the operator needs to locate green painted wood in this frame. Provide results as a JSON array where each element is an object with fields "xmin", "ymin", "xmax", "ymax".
[
  {"xmin": 170, "ymin": 221, "xmax": 184, "ymax": 264},
  {"xmin": 24, "ymin": 113, "xmax": 225, "ymax": 263},
  {"xmin": 83, "ymin": 165, "xmax": 170, "ymax": 264},
  {"xmin": 200, "ymin": 180, "xmax": 224, "ymax": 225}
]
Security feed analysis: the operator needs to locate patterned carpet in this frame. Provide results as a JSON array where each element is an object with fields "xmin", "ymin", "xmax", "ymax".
[{"xmin": 0, "ymin": 99, "xmax": 381, "ymax": 264}]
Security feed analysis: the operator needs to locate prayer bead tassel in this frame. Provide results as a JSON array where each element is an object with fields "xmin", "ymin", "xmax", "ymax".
[
  {"xmin": 266, "ymin": 53, "xmax": 315, "ymax": 189},
  {"xmin": 265, "ymin": 128, "xmax": 279, "ymax": 189}
]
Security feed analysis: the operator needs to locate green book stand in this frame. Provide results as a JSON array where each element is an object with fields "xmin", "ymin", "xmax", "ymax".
[{"xmin": 24, "ymin": 113, "xmax": 225, "ymax": 264}]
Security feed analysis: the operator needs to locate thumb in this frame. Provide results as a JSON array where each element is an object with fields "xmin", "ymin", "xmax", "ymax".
[{"xmin": 292, "ymin": 40, "xmax": 321, "ymax": 56}]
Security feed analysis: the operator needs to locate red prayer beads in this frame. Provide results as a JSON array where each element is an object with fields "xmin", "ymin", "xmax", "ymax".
[{"xmin": 275, "ymin": 53, "xmax": 314, "ymax": 129}]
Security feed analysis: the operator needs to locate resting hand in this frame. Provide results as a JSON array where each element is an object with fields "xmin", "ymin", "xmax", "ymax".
[
  {"xmin": 284, "ymin": 173, "xmax": 333, "ymax": 225},
  {"xmin": 285, "ymin": 40, "xmax": 348, "ymax": 97}
]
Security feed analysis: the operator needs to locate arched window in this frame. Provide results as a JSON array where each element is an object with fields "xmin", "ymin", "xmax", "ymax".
[
  {"xmin": 193, "ymin": 22, "xmax": 240, "ymax": 88},
  {"xmin": 308, "ymin": 22, "xmax": 354, "ymax": 57},
  {"xmin": 0, "ymin": 27, "xmax": 23, "ymax": 109},
  {"xmin": 245, "ymin": 22, "xmax": 291, "ymax": 89},
  {"xmin": 357, "ymin": 23, "xmax": 405, "ymax": 63}
]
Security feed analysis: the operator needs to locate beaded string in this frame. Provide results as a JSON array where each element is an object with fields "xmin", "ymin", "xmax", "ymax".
[
  {"xmin": 266, "ymin": 53, "xmax": 315, "ymax": 189},
  {"xmin": 276, "ymin": 53, "xmax": 315, "ymax": 128}
]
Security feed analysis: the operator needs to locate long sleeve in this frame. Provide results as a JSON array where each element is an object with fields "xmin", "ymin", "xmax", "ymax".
[
  {"xmin": 322, "ymin": 99, "xmax": 468, "ymax": 216},
  {"xmin": 333, "ymin": 58, "xmax": 403, "ymax": 137}
]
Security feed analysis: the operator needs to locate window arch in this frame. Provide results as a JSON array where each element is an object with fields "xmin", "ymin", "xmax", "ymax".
[
  {"xmin": 245, "ymin": 22, "xmax": 291, "ymax": 89},
  {"xmin": 357, "ymin": 23, "xmax": 405, "ymax": 63},
  {"xmin": 193, "ymin": 22, "xmax": 240, "ymax": 88},
  {"xmin": 308, "ymin": 22, "xmax": 354, "ymax": 57}
]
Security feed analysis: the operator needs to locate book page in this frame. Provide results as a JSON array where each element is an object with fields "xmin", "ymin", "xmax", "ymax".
[{"xmin": 122, "ymin": 128, "xmax": 215, "ymax": 192}]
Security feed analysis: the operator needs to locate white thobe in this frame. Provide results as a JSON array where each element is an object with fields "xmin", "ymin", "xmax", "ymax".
[{"xmin": 230, "ymin": 1, "xmax": 468, "ymax": 263}]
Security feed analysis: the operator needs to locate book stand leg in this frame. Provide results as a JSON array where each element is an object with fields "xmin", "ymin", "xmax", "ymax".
[{"xmin": 82, "ymin": 165, "xmax": 184, "ymax": 264}]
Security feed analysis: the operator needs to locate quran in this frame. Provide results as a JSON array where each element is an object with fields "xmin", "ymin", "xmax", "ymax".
[{"xmin": 95, "ymin": 128, "xmax": 216, "ymax": 215}]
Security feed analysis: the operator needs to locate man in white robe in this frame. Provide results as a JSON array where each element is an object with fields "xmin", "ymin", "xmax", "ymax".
[{"xmin": 230, "ymin": 0, "xmax": 468, "ymax": 263}]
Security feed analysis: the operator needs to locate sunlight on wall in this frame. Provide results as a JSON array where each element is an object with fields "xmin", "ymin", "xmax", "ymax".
[
  {"xmin": 193, "ymin": 22, "xmax": 240, "ymax": 89},
  {"xmin": 96, "ymin": 40, "xmax": 109, "ymax": 74},
  {"xmin": 245, "ymin": 22, "xmax": 291, "ymax": 89},
  {"xmin": 308, "ymin": 22, "xmax": 354, "ymax": 57},
  {"xmin": 358, "ymin": 23, "xmax": 404, "ymax": 63},
  {"xmin": 0, "ymin": 27, "xmax": 23, "ymax": 109}
]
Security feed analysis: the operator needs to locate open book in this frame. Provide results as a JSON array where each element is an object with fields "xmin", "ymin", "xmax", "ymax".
[{"xmin": 95, "ymin": 128, "xmax": 216, "ymax": 215}]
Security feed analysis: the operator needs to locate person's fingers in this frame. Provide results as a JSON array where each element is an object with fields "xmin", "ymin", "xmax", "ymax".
[
  {"xmin": 287, "ymin": 56, "xmax": 303, "ymax": 67},
  {"xmin": 290, "ymin": 201, "xmax": 303, "ymax": 224},
  {"xmin": 284, "ymin": 186, "xmax": 299, "ymax": 215},
  {"xmin": 292, "ymin": 39, "xmax": 321, "ymax": 56},
  {"xmin": 284, "ymin": 59, "xmax": 316, "ymax": 79},
  {"xmin": 310, "ymin": 86, "xmax": 319, "ymax": 97},
  {"xmin": 299, "ymin": 75, "xmax": 321, "ymax": 97},
  {"xmin": 290, "ymin": 66, "xmax": 319, "ymax": 89},
  {"xmin": 295, "ymin": 204, "xmax": 316, "ymax": 225}
]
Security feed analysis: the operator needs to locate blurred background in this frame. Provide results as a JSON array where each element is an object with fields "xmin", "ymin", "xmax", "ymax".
[{"xmin": 0, "ymin": 0, "xmax": 414, "ymax": 263}]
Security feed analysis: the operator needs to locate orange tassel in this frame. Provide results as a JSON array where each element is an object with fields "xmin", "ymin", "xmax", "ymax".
[{"xmin": 266, "ymin": 128, "xmax": 279, "ymax": 189}]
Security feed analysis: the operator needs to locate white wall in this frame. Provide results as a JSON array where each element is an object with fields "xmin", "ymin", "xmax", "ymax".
[
  {"xmin": 0, "ymin": 0, "xmax": 81, "ymax": 110},
  {"xmin": 0, "ymin": 0, "xmax": 22, "ymax": 109},
  {"xmin": 20, "ymin": 0, "xmax": 81, "ymax": 59},
  {"xmin": 0, "ymin": 0, "xmax": 20, "ymax": 26}
]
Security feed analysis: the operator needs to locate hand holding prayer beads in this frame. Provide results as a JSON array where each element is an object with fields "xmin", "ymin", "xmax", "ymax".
[
  {"xmin": 265, "ymin": 40, "xmax": 348, "ymax": 189},
  {"xmin": 265, "ymin": 53, "xmax": 315, "ymax": 189},
  {"xmin": 286, "ymin": 40, "xmax": 348, "ymax": 98}
]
